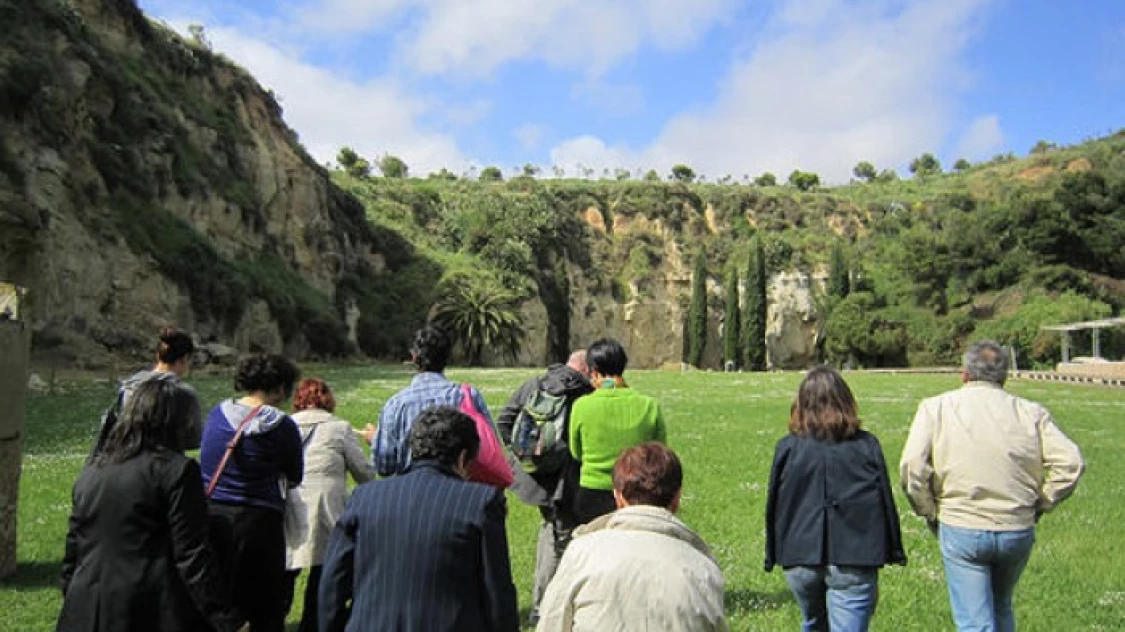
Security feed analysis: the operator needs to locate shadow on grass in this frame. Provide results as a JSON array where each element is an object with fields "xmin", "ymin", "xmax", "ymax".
[
  {"xmin": 0, "ymin": 560, "xmax": 62, "ymax": 590},
  {"xmin": 724, "ymin": 588, "xmax": 791, "ymax": 613}
]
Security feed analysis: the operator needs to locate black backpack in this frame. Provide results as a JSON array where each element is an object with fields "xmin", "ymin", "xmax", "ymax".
[{"xmin": 510, "ymin": 388, "xmax": 571, "ymax": 475}]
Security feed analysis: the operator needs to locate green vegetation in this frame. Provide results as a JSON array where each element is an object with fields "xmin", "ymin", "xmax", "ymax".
[
  {"xmin": 743, "ymin": 236, "xmax": 768, "ymax": 370},
  {"xmin": 787, "ymin": 169, "xmax": 820, "ymax": 191},
  {"xmin": 852, "ymin": 161, "xmax": 877, "ymax": 183},
  {"xmin": 3, "ymin": 368, "xmax": 1123, "ymax": 630},
  {"xmin": 479, "ymin": 166, "xmax": 504, "ymax": 182},
  {"xmin": 671, "ymin": 164, "xmax": 697, "ymax": 183},
  {"xmin": 430, "ymin": 275, "xmax": 525, "ymax": 366},
  {"xmin": 909, "ymin": 152, "xmax": 942, "ymax": 177},
  {"xmin": 337, "ymin": 147, "xmax": 371, "ymax": 178},
  {"xmin": 723, "ymin": 268, "xmax": 741, "ymax": 368},
  {"xmin": 378, "ymin": 154, "xmax": 409, "ymax": 179},
  {"xmin": 688, "ymin": 251, "xmax": 709, "ymax": 367}
]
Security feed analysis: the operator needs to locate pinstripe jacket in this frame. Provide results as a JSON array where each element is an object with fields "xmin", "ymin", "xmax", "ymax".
[{"xmin": 318, "ymin": 460, "xmax": 519, "ymax": 632}]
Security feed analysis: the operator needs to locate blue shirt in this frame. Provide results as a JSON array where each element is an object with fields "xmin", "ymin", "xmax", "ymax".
[
  {"xmin": 199, "ymin": 400, "xmax": 303, "ymax": 513},
  {"xmin": 373, "ymin": 372, "xmax": 494, "ymax": 476}
]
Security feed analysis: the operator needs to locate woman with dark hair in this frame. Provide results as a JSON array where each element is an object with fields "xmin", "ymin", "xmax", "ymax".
[
  {"xmin": 200, "ymin": 354, "xmax": 303, "ymax": 632},
  {"xmin": 91, "ymin": 326, "xmax": 198, "ymax": 458},
  {"xmin": 568, "ymin": 338, "xmax": 665, "ymax": 524},
  {"xmin": 282, "ymin": 378, "xmax": 373, "ymax": 632},
  {"xmin": 59, "ymin": 379, "xmax": 246, "ymax": 632},
  {"xmin": 765, "ymin": 366, "xmax": 905, "ymax": 632}
]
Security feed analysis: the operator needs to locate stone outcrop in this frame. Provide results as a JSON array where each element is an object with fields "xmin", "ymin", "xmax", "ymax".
[{"xmin": 766, "ymin": 271, "xmax": 824, "ymax": 369}]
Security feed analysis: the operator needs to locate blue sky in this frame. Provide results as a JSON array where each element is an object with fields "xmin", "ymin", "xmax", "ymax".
[{"xmin": 139, "ymin": 0, "xmax": 1125, "ymax": 182}]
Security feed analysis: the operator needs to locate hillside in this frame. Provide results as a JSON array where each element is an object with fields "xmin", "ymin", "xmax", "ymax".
[
  {"xmin": 0, "ymin": 0, "xmax": 427, "ymax": 365},
  {"xmin": 0, "ymin": 0, "xmax": 1121, "ymax": 370},
  {"xmin": 337, "ymin": 131, "xmax": 1125, "ymax": 369}
]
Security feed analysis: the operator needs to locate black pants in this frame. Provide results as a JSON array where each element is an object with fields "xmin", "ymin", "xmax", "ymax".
[
  {"xmin": 209, "ymin": 503, "xmax": 286, "ymax": 632},
  {"xmin": 573, "ymin": 487, "xmax": 616, "ymax": 525},
  {"xmin": 282, "ymin": 566, "xmax": 322, "ymax": 632}
]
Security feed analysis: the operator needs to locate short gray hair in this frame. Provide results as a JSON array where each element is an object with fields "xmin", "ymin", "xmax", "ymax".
[{"xmin": 963, "ymin": 341, "xmax": 1009, "ymax": 385}]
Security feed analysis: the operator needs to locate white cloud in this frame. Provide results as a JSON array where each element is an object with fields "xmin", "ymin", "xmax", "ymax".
[
  {"xmin": 513, "ymin": 124, "xmax": 545, "ymax": 152},
  {"xmin": 289, "ymin": 0, "xmax": 412, "ymax": 35},
  {"xmin": 192, "ymin": 26, "xmax": 468, "ymax": 174},
  {"xmin": 551, "ymin": 0, "xmax": 995, "ymax": 183},
  {"xmin": 281, "ymin": 0, "xmax": 736, "ymax": 77},
  {"xmin": 953, "ymin": 115, "xmax": 1004, "ymax": 161}
]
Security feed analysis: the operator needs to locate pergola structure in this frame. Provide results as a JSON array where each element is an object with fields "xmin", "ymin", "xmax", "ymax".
[{"xmin": 1041, "ymin": 316, "xmax": 1125, "ymax": 363}]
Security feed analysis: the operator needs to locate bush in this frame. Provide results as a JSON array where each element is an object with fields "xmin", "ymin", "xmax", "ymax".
[{"xmin": 973, "ymin": 290, "xmax": 1112, "ymax": 368}]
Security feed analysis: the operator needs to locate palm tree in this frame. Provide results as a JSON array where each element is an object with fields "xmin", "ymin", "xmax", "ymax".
[{"xmin": 430, "ymin": 276, "xmax": 525, "ymax": 366}]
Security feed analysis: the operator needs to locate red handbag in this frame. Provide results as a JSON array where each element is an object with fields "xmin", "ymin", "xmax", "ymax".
[{"xmin": 459, "ymin": 384, "xmax": 513, "ymax": 489}]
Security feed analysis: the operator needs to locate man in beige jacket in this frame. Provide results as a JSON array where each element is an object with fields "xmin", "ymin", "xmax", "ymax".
[
  {"xmin": 900, "ymin": 340, "xmax": 1084, "ymax": 632},
  {"xmin": 537, "ymin": 442, "xmax": 727, "ymax": 632}
]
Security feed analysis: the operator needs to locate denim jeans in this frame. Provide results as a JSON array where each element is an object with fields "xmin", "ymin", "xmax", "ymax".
[
  {"xmin": 939, "ymin": 524, "xmax": 1036, "ymax": 632},
  {"xmin": 783, "ymin": 565, "xmax": 879, "ymax": 632}
]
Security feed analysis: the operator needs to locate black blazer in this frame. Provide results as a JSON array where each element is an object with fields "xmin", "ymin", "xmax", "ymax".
[
  {"xmin": 58, "ymin": 450, "xmax": 242, "ymax": 632},
  {"xmin": 765, "ymin": 430, "xmax": 906, "ymax": 571},
  {"xmin": 318, "ymin": 460, "xmax": 519, "ymax": 632}
]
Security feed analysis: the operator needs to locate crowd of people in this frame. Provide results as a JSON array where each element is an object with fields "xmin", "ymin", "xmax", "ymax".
[{"xmin": 56, "ymin": 327, "xmax": 1085, "ymax": 632}]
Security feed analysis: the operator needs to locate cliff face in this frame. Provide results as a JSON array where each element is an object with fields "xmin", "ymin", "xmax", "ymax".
[{"xmin": 0, "ymin": 0, "xmax": 411, "ymax": 364}]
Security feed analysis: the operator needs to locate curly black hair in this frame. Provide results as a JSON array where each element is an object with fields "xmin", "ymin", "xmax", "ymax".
[
  {"xmin": 233, "ymin": 353, "xmax": 300, "ymax": 398},
  {"xmin": 411, "ymin": 326, "xmax": 452, "ymax": 373},
  {"xmin": 409, "ymin": 406, "xmax": 480, "ymax": 466}
]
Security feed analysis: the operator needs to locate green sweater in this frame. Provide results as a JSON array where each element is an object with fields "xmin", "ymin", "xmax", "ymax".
[{"xmin": 569, "ymin": 385, "xmax": 666, "ymax": 490}]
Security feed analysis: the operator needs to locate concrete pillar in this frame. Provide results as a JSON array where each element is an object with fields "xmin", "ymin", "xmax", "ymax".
[{"xmin": 0, "ymin": 285, "xmax": 30, "ymax": 579}]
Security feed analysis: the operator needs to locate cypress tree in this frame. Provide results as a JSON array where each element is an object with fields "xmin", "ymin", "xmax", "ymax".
[
  {"xmin": 687, "ymin": 250, "xmax": 708, "ymax": 367},
  {"xmin": 743, "ymin": 236, "xmax": 767, "ymax": 371},
  {"xmin": 723, "ymin": 267, "xmax": 740, "ymax": 368},
  {"xmin": 828, "ymin": 240, "xmax": 850, "ymax": 299}
]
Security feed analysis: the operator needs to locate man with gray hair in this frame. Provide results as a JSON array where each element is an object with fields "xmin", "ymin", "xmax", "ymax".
[{"xmin": 900, "ymin": 340, "xmax": 1084, "ymax": 632}]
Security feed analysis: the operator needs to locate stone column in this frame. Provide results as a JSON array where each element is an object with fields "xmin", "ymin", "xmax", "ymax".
[{"xmin": 0, "ymin": 285, "xmax": 30, "ymax": 579}]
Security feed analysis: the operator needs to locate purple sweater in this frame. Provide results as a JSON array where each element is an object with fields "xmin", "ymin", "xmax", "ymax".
[{"xmin": 199, "ymin": 400, "xmax": 303, "ymax": 513}]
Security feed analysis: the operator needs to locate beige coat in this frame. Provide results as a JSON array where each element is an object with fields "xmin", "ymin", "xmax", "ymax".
[
  {"xmin": 900, "ymin": 381, "xmax": 1084, "ymax": 530},
  {"xmin": 537, "ymin": 505, "xmax": 728, "ymax": 632},
  {"xmin": 286, "ymin": 409, "xmax": 374, "ymax": 569}
]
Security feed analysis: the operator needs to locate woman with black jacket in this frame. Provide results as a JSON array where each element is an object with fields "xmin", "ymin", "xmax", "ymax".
[
  {"xmin": 764, "ymin": 366, "xmax": 906, "ymax": 632},
  {"xmin": 59, "ymin": 378, "xmax": 246, "ymax": 632}
]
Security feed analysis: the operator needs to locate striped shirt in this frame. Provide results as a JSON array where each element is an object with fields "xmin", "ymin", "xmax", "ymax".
[{"xmin": 372, "ymin": 372, "xmax": 493, "ymax": 476}]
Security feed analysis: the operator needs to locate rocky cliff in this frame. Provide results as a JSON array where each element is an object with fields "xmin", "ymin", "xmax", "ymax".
[{"xmin": 0, "ymin": 0, "xmax": 420, "ymax": 365}]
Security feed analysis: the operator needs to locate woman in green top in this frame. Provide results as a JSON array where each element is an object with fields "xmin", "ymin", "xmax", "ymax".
[{"xmin": 568, "ymin": 338, "xmax": 666, "ymax": 524}]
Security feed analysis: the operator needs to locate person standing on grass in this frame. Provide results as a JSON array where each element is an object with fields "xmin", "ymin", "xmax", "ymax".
[
  {"xmin": 319, "ymin": 406, "xmax": 519, "ymax": 632},
  {"xmin": 201, "ymin": 354, "xmax": 304, "ymax": 632},
  {"xmin": 90, "ymin": 326, "xmax": 199, "ymax": 460},
  {"xmin": 283, "ymin": 378, "xmax": 374, "ymax": 632},
  {"xmin": 364, "ymin": 325, "xmax": 496, "ymax": 477},
  {"xmin": 537, "ymin": 442, "xmax": 727, "ymax": 632},
  {"xmin": 900, "ymin": 341, "xmax": 1084, "ymax": 632},
  {"xmin": 59, "ymin": 379, "xmax": 247, "ymax": 632},
  {"xmin": 495, "ymin": 349, "xmax": 594, "ymax": 626},
  {"xmin": 765, "ymin": 366, "xmax": 905, "ymax": 632},
  {"xmin": 568, "ymin": 338, "xmax": 666, "ymax": 524}
]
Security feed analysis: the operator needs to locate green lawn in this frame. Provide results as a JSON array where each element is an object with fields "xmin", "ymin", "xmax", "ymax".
[{"xmin": 2, "ymin": 366, "xmax": 1122, "ymax": 631}]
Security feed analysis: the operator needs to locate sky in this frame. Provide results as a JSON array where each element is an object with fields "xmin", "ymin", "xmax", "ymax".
[{"xmin": 137, "ymin": 0, "xmax": 1125, "ymax": 183}]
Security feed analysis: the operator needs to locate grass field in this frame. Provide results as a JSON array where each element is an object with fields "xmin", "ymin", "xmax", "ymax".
[{"xmin": 2, "ymin": 365, "xmax": 1123, "ymax": 631}]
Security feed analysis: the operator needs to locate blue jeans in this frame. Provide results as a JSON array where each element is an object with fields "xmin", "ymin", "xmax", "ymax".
[
  {"xmin": 783, "ymin": 565, "xmax": 879, "ymax": 632},
  {"xmin": 939, "ymin": 524, "xmax": 1036, "ymax": 632}
]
